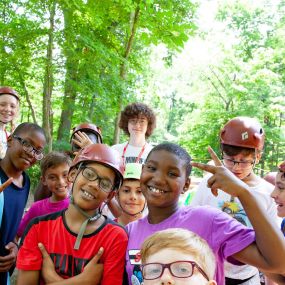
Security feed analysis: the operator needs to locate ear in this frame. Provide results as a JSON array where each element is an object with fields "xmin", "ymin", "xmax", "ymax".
[
  {"xmin": 106, "ymin": 191, "xmax": 116, "ymax": 203},
  {"xmin": 255, "ymin": 152, "xmax": 262, "ymax": 164},
  {"xmin": 7, "ymin": 136, "xmax": 12, "ymax": 147},
  {"xmin": 68, "ymin": 168, "xmax": 77, "ymax": 183},
  {"xmin": 181, "ymin": 177, "xmax": 191, "ymax": 194},
  {"xmin": 40, "ymin": 176, "xmax": 47, "ymax": 186}
]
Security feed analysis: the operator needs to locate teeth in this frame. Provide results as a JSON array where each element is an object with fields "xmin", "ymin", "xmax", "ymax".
[
  {"xmin": 82, "ymin": 190, "xmax": 95, "ymax": 199},
  {"xmin": 149, "ymin": 186, "xmax": 165, "ymax": 194}
]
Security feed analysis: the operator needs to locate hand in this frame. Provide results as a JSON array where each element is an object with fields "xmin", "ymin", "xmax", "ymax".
[
  {"xmin": 71, "ymin": 132, "xmax": 93, "ymax": 150},
  {"xmin": 0, "ymin": 177, "xmax": 13, "ymax": 194},
  {"xmin": 38, "ymin": 243, "xmax": 62, "ymax": 283},
  {"xmin": 80, "ymin": 247, "xmax": 104, "ymax": 284},
  {"xmin": 192, "ymin": 152, "xmax": 248, "ymax": 198},
  {"xmin": 0, "ymin": 241, "xmax": 18, "ymax": 272}
]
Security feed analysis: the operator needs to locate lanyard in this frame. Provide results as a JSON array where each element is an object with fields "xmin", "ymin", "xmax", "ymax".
[{"xmin": 122, "ymin": 142, "xmax": 146, "ymax": 167}]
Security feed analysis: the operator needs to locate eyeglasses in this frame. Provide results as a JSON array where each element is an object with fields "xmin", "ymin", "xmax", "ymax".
[
  {"xmin": 13, "ymin": 135, "xmax": 44, "ymax": 160},
  {"xmin": 222, "ymin": 157, "xmax": 255, "ymax": 170},
  {"xmin": 81, "ymin": 166, "xmax": 114, "ymax": 193},
  {"xmin": 141, "ymin": 261, "xmax": 209, "ymax": 281},
  {"xmin": 129, "ymin": 118, "xmax": 147, "ymax": 126}
]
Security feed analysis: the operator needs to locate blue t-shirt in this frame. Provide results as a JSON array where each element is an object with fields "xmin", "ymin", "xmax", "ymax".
[
  {"xmin": 281, "ymin": 218, "xmax": 285, "ymax": 237},
  {"xmin": 0, "ymin": 167, "xmax": 30, "ymax": 284}
]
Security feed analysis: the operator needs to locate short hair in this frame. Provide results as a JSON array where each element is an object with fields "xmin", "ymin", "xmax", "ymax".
[
  {"xmin": 221, "ymin": 144, "xmax": 256, "ymax": 156},
  {"xmin": 140, "ymin": 228, "xmax": 216, "ymax": 280},
  {"xmin": 119, "ymin": 103, "xmax": 156, "ymax": 138},
  {"xmin": 13, "ymin": 122, "xmax": 46, "ymax": 138},
  {"xmin": 41, "ymin": 151, "xmax": 72, "ymax": 176},
  {"xmin": 146, "ymin": 142, "xmax": 192, "ymax": 177}
]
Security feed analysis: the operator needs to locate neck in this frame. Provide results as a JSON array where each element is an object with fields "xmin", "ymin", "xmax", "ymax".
[
  {"xmin": 242, "ymin": 172, "xmax": 260, "ymax": 187},
  {"xmin": 0, "ymin": 156, "xmax": 23, "ymax": 179},
  {"xmin": 117, "ymin": 212, "xmax": 143, "ymax": 226},
  {"xmin": 128, "ymin": 135, "xmax": 146, "ymax": 147},
  {"xmin": 147, "ymin": 204, "xmax": 179, "ymax": 224}
]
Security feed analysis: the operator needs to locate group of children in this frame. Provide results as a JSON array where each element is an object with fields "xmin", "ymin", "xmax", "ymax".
[{"xmin": 0, "ymin": 86, "xmax": 284, "ymax": 285}]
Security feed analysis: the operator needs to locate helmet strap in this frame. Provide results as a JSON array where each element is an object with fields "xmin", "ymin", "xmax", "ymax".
[{"xmin": 70, "ymin": 195, "xmax": 102, "ymax": 250}]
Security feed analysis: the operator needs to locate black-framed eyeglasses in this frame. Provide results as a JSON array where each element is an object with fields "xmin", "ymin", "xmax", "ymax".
[
  {"xmin": 81, "ymin": 166, "xmax": 114, "ymax": 193},
  {"xmin": 222, "ymin": 157, "xmax": 255, "ymax": 170},
  {"xmin": 141, "ymin": 261, "xmax": 209, "ymax": 281},
  {"xmin": 13, "ymin": 135, "xmax": 44, "ymax": 160}
]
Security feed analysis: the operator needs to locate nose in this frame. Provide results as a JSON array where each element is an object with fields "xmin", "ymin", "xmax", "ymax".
[
  {"xmin": 58, "ymin": 176, "xmax": 67, "ymax": 186},
  {"xmin": 160, "ymin": 268, "xmax": 174, "ymax": 285},
  {"xmin": 271, "ymin": 187, "xmax": 278, "ymax": 199}
]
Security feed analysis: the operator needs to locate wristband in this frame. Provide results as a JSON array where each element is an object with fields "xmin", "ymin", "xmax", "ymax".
[{"xmin": 11, "ymin": 241, "xmax": 19, "ymax": 248}]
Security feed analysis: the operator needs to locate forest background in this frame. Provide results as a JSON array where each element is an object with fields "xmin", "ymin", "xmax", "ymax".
[{"xmin": 1, "ymin": 0, "xmax": 285, "ymax": 190}]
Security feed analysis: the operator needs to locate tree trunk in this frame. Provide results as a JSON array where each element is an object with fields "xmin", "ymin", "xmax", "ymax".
[
  {"xmin": 57, "ymin": 7, "xmax": 79, "ymax": 141},
  {"xmin": 113, "ymin": 6, "xmax": 140, "ymax": 145},
  {"xmin": 43, "ymin": 0, "xmax": 55, "ymax": 152}
]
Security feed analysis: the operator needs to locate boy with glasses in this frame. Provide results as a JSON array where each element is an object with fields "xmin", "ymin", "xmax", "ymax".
[
  {"xmin": 140, "ymin": 228, "xmax": 217, "ymax": 285},
  {"xmin": 16, "ymin": 144, "xmax": 128, "ymax": 284},
  {"xmin": 0, "ymin": 122, "xmax": 46, "ymax": 285},
  {"xmin": 191, "ymin": 117, "xmax": 278, "ymax": 285}
]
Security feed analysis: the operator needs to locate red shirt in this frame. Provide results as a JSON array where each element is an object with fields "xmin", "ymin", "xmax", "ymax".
[{"xmin": 17, "ymin": 210, "xmax": 128, "ymax": 285}]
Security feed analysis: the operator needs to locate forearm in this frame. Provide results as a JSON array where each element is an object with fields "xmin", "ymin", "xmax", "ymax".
[
  {"xmin": 238, "ymin": 188, "xmax": 285, "ymax": 273},
  {"xmin": 47, "ymin": 274, "xmax": 99, "ymax": 285}
]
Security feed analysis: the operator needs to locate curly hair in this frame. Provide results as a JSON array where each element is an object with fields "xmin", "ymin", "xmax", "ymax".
[{"xmin": 119, "ymin": 103, "xmax": 156, "ymax": 138}]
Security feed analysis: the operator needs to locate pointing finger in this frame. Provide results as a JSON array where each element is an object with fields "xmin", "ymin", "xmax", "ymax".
[
  {"xmin": 207, "ymin": 146, "xmax": 222, "ymax": 166},
  {"xmin": 191, "ymin": 162, "xmax": 216, "ymax": 174}
]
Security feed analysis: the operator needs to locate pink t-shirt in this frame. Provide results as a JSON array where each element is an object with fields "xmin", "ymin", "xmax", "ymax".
[{"xmin": 17, "ymin": 197, "xmax": 69, "ymax": 237}]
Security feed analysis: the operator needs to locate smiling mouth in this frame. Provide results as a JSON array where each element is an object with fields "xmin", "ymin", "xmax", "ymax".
[
  {"xmin": 148, "ymin": 186, "xmax": 166, "ymax": 194},
  {"xmin": 81, "ymin": 189, "xmax": 95, "ymax": 200}
]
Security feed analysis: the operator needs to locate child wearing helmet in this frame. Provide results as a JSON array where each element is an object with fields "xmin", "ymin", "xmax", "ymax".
[
  {"xmin": 0, "ymin": 86, "xmax": 20, "ymax": 159},
  {"xmin": 16, "ymin": 144, "xmax": 128, "ymax": 285},
  {"xmin": 34, "ymin": 123, "xmax": 103, "ymax": 202},
  {"xmin": 115, "ymin": 163, "xmax": 146, "ymax": 226},
  {"xmin": 191, "ymin": 117, "xmax": 279, "ymax": 285},
  {"xmin": 112, "ymin": 103, "xmax": 156, "ymax": 166},
  {"xmin": 70, "ymin": 123, "xmax": 103, "ymax": 154}
]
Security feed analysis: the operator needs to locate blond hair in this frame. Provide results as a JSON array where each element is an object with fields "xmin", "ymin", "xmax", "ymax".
[{"xmin": 140, "ymin": 228, "xmax": 216, "ymax": 280}]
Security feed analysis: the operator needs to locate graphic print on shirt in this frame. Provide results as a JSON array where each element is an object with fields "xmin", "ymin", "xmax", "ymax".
[
  {"xmin": 50, "ymin": 252, "xmax": 89, "ymax": 278},
  {"xmin": 218, "ymin": 197, "xmax": 250, "ymax": 227},
  {"xmin": 129, "ymin": 249, "xmax": 143, "ymax": 284},
  {"xmin": 125, "ymin": 157, "xmax": 144, "ymax": 164}
]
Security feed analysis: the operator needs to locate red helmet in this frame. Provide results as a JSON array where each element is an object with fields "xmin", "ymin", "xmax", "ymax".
[
  {"xmin": 220, "ymin": 117, "xmax": 265, "ymax": 151},
  {"xmin": 71, "ymin": 123, "xmax": 102, "ymax": 143},
  {"xmin": 71, "ymin": 144, "xmax": 124, "ymax": 190},
  {"xmin": 0, "ymin": 86, "xmax": 20, "ymax": 101}
]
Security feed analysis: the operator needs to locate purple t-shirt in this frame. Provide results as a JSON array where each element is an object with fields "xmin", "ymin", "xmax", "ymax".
[
  {"xmin": 126, "ymin": 206, "xmax": 255, "ymax": 285},
  {"xmin": 17, "ymin": 197, "xmax": 69, "ymax": 237}
]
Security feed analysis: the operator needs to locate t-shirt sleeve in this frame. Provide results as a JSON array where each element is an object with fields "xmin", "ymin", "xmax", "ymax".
[
  {"xmin": 17, "ymin": 203, "xmax": 40, "ymax": 237},
  {"xmin": 16, "ymin": 223, "xmax": 42, "ymax": 270},
  {"xmin": 101, "ymin": 228, "xmax": 128, "ymax": 285},
  {"xmin": 211, "ymin": 210, "xmax": 255, "ymax": 263}
]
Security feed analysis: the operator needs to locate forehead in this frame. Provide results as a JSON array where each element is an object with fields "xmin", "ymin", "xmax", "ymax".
[
  {"xmin": 223, "ymin": 152, "xmax": 255, "ymax": 160},
  {"xmin": 121, "ymin": 179, "xmax": 140, "ymax": 187},
  {"xmin": 146, "ymin": 248, "xmax": 197, "ymax": 264},
  {"xmin": 276, "ymin": 171, "xmax": 285, "ymax": 185},
  {"xmin": 0, "ymin": 94, "xmax": 18, "ymax": 104},
  {"xmin": 130, "ymin": 114, "xmax": 147, "ymax": 120},
  {"xmin": 18, "ymin": 130, "xmax": 46, "ymax": 149},
  {"xmin": 45, "ymin": 163, "xmax": 70, "ymax": 174},
  {"xmin": 146, "ymin": 150, "xmax": 185, "ymax": 169}
]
